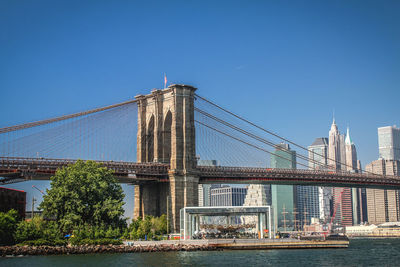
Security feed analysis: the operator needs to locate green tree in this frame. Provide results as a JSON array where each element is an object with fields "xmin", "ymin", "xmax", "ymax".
[
  {"xmin": 0, "ymin": 209, "xmax": 19, "ymax": 245},
  {"xmin": 39, "ymin": 160, "xmax": 126, "ymax": 232}
]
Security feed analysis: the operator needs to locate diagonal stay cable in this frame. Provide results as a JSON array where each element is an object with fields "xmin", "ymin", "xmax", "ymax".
[
  {"xmin": 195, "ymin": 107, "xmax": 320, "ymax": 168},
  {"xmin": 195, "ymin": 93, "xmax": 372, "ymax": 174},
  {"xmin": 195, "ymin": 107, "xmax": 331, "ymax": 170},
  {"xmin": 195, "ymin": 120, "xmax": 311, "ymax": 169}
]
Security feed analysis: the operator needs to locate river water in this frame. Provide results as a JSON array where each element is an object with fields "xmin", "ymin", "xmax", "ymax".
[{"xmin": 2, "ymin": 239, "xmax": 400, "ymax": 266}]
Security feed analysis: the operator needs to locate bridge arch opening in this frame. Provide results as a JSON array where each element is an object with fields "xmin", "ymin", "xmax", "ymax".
[
  {"xmin": 162, "ymin": 111, "xmax": 172, "ymax": 164},
  {"xmin": 146, "ymin": 115, "xmax": 154, "ymax": 162}
]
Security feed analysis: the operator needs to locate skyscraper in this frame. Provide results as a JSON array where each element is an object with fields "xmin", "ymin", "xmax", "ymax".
[
  {"xmin": 366, "ymin": 159, "xmax": 400, "ymax": 224},
  {"xmin": 328, "ymin": 119, "xmax": 344, "ymax": 170},
  {"xmin": 345, "ymin": 127, "xmax": 358, "ymax": 172},
  {"xmin": 344, "ymin": 127, "xmax": 365, "ymax": 225},
  {"xmin": 308, "ymin": 137, "xmax": 328, "ymax": 223},
  {"xmin": 308, "ymin": 138, "xmax": 329, "ymax": 170},
  {"xmin": 270, "ymin": 143, "xmax": 296, "ymax": 231},
  {"xmin": 210, "ymin": 185, "xmax": 247, "ymax": 206},
  {"xmin": 365, "ymin": 126, "xmax": 400, "ymax": 225},
  {"xmin": 378, "ymin": 126, "xmax": 400, "ymax": 161},
  {"xmin": 198, "ymin": 160, "xmax": 218, "ymax": 207},
  {"xmin": 328, "ymin": 120, "xmax": 355, "ymax": 227},
  {"xmin": 295, "ymin": 186, "xmax": 319, "ymax": 228}
]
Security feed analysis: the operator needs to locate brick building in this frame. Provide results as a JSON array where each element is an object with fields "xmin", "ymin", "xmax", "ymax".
[{"xmin": 0, "ymin": 187, "xmax": 26, "ymax": 218}]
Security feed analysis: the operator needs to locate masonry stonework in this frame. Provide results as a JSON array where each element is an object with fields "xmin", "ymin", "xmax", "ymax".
[{"xmin": 133, "ymin": 85, "xmax": 198, "ymax": 232}]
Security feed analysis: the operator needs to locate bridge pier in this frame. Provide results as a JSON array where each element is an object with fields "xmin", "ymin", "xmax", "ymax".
[
  {"xmin": 133, "ymin": 84, "xmax": 198, "ymax": 233},
  {"xmin": 133, "ymin": 175, "xmax": 198, "ymax": 232},
  {"xmin": 169, "ymin": 172, "xmax": 199, "ymax": 232},
  {"xmin": 133, "ymin": 182, "xmax": 169, "ymax": 218}
]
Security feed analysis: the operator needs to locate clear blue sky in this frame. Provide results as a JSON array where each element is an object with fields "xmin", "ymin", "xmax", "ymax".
[{"xmin": 1, "ymin": 0, "xmax": 399, "ymax": 219}]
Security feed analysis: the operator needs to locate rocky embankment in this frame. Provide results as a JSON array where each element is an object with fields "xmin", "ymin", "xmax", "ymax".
[{"xmin": 0, "ymin": 243, "xmax": 217, "ymax": 256}]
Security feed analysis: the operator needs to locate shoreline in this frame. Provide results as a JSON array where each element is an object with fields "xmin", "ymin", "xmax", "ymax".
[
  {"xmin": 0, "ymin": 243, "xmax": 218, "ymax": 257},
  {"xmin": 0, "ymin": 239, "xmax": 349, "ymax": 256}
]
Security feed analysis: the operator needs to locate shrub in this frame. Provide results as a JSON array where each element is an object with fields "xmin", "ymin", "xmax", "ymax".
[
  {"xmin": 128, "ymin": 215, "xmax": 168, "ymax": 240},
  {"xmin": 18, "ymin": 239, "xmax": 67, "ymax": 246},
  {"xmin": 42, "ymin": 221, "xmax": 63, "ymax": 241},
  {"xmin": 0, "ymin": 209, "xmax": 19, "ymax": 245},
  {"xmin": 14, "ymin": 217, "xmax": 43, "ymax": 243},
  {"xmin": 70, "ymin": 224, "xmax": 123, "ymax": 244},
  {"xmin": 13, "ymin": 217, "xmax": 65, "ymax": 246}
]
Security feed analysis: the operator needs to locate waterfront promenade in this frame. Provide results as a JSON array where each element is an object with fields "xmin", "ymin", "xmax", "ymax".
[
  {"xmin": 0, "ymin": 239, "xmax": 349, "ymax": 257},
  {"xmin": 130, "ymin": 239, "xmax": 349, "ymax": 249}
]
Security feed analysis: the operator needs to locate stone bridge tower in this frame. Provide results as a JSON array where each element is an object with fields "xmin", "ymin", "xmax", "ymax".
[{"xmin": 133, "ymin": 84, "xmax": 198, "ymax": 232}]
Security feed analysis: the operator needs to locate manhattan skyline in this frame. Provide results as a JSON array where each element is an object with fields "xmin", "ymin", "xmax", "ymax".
[{"xmin": 1, "ymin": 0, "xmax": 399, "ymax": 218}]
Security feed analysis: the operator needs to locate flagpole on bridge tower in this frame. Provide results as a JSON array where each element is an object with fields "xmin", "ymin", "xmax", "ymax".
[{"xmin": 163, "ymin": 73, "xmax": 167, "ymax": 89}]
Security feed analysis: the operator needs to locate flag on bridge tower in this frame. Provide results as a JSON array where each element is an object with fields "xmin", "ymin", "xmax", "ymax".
[{"xmin": 164, "ymin": 73, "xmax": 167, "ymax": 88}]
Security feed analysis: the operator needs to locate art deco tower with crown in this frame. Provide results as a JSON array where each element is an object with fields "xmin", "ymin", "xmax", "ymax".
[{"xmin": 328, "ymin": 119, "xmax": 357, "ymax": 227}]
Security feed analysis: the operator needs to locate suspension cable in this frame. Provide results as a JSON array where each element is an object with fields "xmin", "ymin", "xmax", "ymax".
[
  {"xmin": 195, "ymin": 107, "xmax": 333, "ymax": 171},
  {"xmin": 195, "ymin": 120, "xmax": 312, "ymax": 169},
  {"xmin": 0, "ymin": 99, "xmax": 137, "ymax": 134},
  {"xmin": 195, "ymin": 93, "xmax": 370, "ymax": 174}
]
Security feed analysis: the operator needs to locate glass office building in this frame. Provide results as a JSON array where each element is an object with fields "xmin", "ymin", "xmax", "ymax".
[
  {"xmin": 378, "ymin": 126, "xmax": 400, "ymax": 161},
  {"xmin": 210, "ymin": 185, "xmax": 247, "ymax": 207},
  {"xmin": 270, "ymin": 143, "xmax": 296, "ymax": 231}
]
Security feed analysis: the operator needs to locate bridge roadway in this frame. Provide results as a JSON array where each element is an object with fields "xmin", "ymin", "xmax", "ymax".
[
  {"xmin": 1, "ymin": 157, "xmax": 400, "ymax": 189},
  {"xmin": 0, "ymin": 157, "xmax": 169, "ymax": 184}
]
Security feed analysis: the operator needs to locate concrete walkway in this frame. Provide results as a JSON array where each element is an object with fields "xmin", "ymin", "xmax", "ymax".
[{"xmin": 124, "ymin": 238, "xmax": 349, "ymax": 249}]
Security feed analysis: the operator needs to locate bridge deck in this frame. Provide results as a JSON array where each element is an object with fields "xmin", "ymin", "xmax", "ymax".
[
  {"xmin": 0, "ymin": 157, "xmax": 169, "ymax": 184},
  {"xmin": 1, "ymin": 157, "xmax": 400, "ymax": 189},
  {"xmin": 197, "ymin": 166, "xmax": 400, "ymax": 189}
]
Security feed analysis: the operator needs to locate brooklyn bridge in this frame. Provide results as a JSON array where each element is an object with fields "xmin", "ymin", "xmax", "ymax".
[{"xmin": 1, "ymin": 84, "xmax": 399, "ymax": 231}]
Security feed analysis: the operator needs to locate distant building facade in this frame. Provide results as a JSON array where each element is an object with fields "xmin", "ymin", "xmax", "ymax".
[
  {"xmin": 210, "ymin": 185, "xmax": 247, "ymax": 207},
  {"xmin": 243, "ymin": 184, "xmax": 271, "ymax": 207},
  {"xmin": 270, "ymin": 143, "xmax": 296, "ymax": 231},
  {"xmin": 295, "ymin": 185, "xmax": 319, "ymax": 229},
  {"xmin": 198, "ymin": 160, "xmax": 218, "ymax": 207},
  {"xmin": 308, "ymin": 137, "xmax": 328, "ymax": 223},
  {"xmin": 344, "ymin": 127, "xmax": 366, "ymax": 225},
  {"xmin": 0, "ymin": 187, "xmax": 26, "ymax": 218},
  {"xmin": 242, "ymin": 184, "xmax": 271, "ymax": 225},
  {"xmin": 366, "ymin": 159, "xmax": 400, "ymax": 224},
  {"xmin": 378, "ymin": 126, "xmax": 400, "ymax": 161}
]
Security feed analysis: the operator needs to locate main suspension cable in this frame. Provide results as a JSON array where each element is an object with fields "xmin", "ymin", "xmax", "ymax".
[{"xmin": 0, "ymin": 99, "xmax": 137, "ymax": 134}]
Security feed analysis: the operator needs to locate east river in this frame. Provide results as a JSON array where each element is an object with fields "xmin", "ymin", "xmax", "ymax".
[{"xmin": 2, "ymin": 239, "xmax": 400, "ymax": 266}]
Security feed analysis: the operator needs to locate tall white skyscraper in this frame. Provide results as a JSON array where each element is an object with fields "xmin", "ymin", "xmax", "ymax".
[
  {"xmin": 328, "ymin": 119, "xmax": 346, "ymax": 170},
  {"xmin": 344, "ymin": 127, "xmax": 365, "ymax": 224},
  {"xmin": 378, "ymin": 126, "xmax": 400, "ymax": 161},
  {"xmin": 308, "ymin": 138, "xmax": 328, "ymax": 223},
  {"xmin": 345, "ymin": 127, "xmax": 358, "ymax": 172}
]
